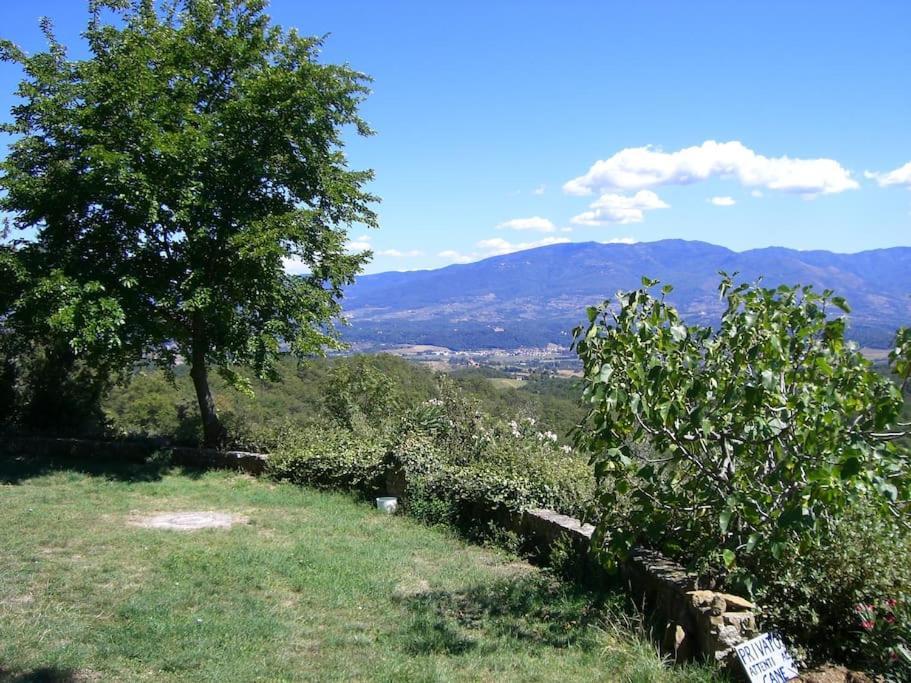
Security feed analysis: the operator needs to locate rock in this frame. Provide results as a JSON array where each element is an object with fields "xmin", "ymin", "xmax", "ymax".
[
  {"xmin": 687, "ymin": 590, "xmax": 716, "ymax": 610},
  {"xmin": 710, "ymin": 594, "xmax": 727, "ymax": 616},
  {"xmin": 722, "ymin": 611, "xmax": 756, "ymax": 633},
  {"xmin": 719, "ymin": 592, "xmax": 756, "ymax": 612}
]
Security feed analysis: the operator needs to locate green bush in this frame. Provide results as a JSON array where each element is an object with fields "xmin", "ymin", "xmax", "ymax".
[
  {"xmin": 573, "ymin": 276, "xmax": 911, "ymax": 670},
  {"xmin": 267, "ymin": 425, "xmax": 387, "ymax": 493},
  {"xmin": 389, "ymin": 386, "xmax": 595, "ymax": 523},
  {"xmin": 750, "ymin": 504, "xmax": 911, "ymax": 672}
]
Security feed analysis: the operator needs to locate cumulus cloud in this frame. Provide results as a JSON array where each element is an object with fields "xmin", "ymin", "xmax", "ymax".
[
  {"xmin": 476, "ymin": 236, "xmax": 571, "ymax": 255},
  {"xmin": 563, "ymin": 140, "xmax": 859, "ymax": 198},
  {"xmin": 282, "ymin": 257, "xmax": 309, "ymax": 275},
  {"xmin": 496, "ymin": 216, "xmax": 556, "ymax": 232},
  {"xmin": 865, "ymin": 161, "xmax": 911, "ymax": 188},
  {"xmin": 709, "ymin": 196, "xmax": 736, "ymax": 206},
  {"xmin": 571, "ymin": 190, "xmax": 669, "ymax": 226},
  {"xmin": 438, "ymin": 236, "xmax": 571, "ymax": 264},
  {"xmin": 438, "ymin": 249, "xmax": 475, "ymax": 264},
  {"xmin": 347, "ymin": 234, "xmax": 372, "ymax": 252}
]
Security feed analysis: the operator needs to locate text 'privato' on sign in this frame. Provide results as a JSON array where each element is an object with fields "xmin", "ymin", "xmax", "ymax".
[{"xmin": 735, "ymin": 632, "xmax": 799, "ymax": 683}]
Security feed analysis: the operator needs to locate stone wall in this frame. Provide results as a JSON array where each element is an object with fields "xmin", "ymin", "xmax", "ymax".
[{"xmin": 519, "ymin": 508, "xmax": 759, "ymax": 669}]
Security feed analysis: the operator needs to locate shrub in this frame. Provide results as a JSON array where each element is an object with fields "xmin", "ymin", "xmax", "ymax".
[
  {"xmin": 324, "ymin": 356, "xmax": 403, "ymax": 431},
  {"xmin": 392, "ymin": 390, "xmax": 595, "ymax": 521},
  {"xmin": 573, "ymin": 276, "xmax": 911, "ymax": 663},
  {"xmin": 854, "ymin": 594, "xmax": 911, "ymax": 678},
  {"xmin": 267, "ymin": 425, "xmax": 387, "ymax": 493},
  {"xmin": 747, "ymin": 503, "xmax": 911, "ymax": 670}
]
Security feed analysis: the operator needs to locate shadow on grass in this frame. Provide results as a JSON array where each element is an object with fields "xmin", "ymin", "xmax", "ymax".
[
  {"xmin": 396, "ymin": 572, "xmax": 620, "ymax": 656},
  {"xmin": 0, "ymin": 667, "xmax": 90, "ymax": 683},
  {"xmin": 0, "ymin": 452, "xmax": 206, "ymax": 485}
]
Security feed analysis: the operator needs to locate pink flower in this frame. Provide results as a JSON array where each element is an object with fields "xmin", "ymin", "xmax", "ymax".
[
  {"xmin": 885, "ymin": 598, "xmax": 897, "ymax": 608},
  {"xmin": 861, "ymin": 619, "xmax": 875, "ymax": 631},
  {"xmin": 884, "ymin": 614, "xmax": 896, "ymax": 624}
]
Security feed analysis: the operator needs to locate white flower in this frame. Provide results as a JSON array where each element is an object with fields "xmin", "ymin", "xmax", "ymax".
[{"xmin": 561, "ymin": 445, "xmax": 573, "ymax": 453}]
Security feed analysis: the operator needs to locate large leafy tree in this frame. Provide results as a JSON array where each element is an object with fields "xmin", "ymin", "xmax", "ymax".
[
  {"xmin": 573, "ymin": 276, "xmax": 910, "ymax": 581},
  {"xmin": 0, "ymin": 0, "xmax": 377, "ymax": 445}
]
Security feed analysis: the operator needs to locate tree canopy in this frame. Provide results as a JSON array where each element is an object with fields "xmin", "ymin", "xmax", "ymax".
[{"xmin": 0, "ymin": 0, "xmax": 377, "ymax": 445}]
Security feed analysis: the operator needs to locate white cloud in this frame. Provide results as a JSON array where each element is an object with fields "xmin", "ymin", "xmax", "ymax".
[
  {"xmin": 282, "ymin": 257, "xmax": 309, "ymax": 275},
  {"xmin": 563, "ymin": 140, "xmax": 859, "ymax": 198},
  {"xmin": 438, "ymin": 249, "xmax": 474, "ymax": 264},
  {"xmin": 377, "ymin": 248, "xmax": 424, "ymax": 257},
  {"xmin": 476, "ymin": 236, "xmax": 571, "ymax": 255},
  {"xmin": 560, "ymin": 227, "xmax": 573, "ymax": 233},
  {"xmin": 496, "ymin": 216, "xmax": 556, "ymax": 232},
  {"xmin": 600, "ymin": 237, "xmax": 638, "ymax": 244},
  {"xmin": 437, "ymin": 236, "xmax": 571, "ymax": 264},
  {"xmin": 865, "ymin": 161, "xmax": 911, "ymax": 188},
  {"xmin": 571, "ymin": 190, "xmax": 669, "ymax": 225},
  {"xmin": 709, "ymin": 196, "xmax": 736, "ymax": 206},
  {"xmin": 347, "ymin": 234, "xmax": 372, "ymax": 252},
  {"xmin": 751, "ymin": 190, "xmax": 763, "ymax": 198},
  {"xmin": 533, "ymin": 184, "xmax": 546, "ymax": 195}
]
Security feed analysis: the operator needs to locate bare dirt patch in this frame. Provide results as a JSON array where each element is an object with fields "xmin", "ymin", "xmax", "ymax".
[{"xmin": 128, "ymin": 511, "xmax": 249, "ymax": 531}]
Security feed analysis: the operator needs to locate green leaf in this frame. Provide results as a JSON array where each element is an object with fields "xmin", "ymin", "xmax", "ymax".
[
  {"xmin": 745, "ymin": 533, "xmax": 759, "ymax": 553},
  {"xmin": 719, "ymin": 509, "xmax": 732, "ymax": 534},
  {"xmin": 839, "ymin": 457, "xmax": 861, "ymax": 479},
  {"xmin": 722, "ymin": 549, "xmax": 736, "ymax": 568},
  {"xmin": 831, "ymin": 295, "xmax": 851, "ymax": 313}
]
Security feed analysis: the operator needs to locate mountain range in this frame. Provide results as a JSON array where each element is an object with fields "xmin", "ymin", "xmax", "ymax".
[{"xmin": 342, "ymin": 240, "xmax": 911, "ymax": 350}]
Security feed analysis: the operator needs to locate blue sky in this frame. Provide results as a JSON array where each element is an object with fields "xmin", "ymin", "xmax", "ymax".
[{"xmin": 2, "ymin": 1, "xmax": 909, "ymax": 273}]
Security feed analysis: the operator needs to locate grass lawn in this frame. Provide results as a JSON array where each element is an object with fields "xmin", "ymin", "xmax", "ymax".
[{"xmin": 0, "ymin": 454, "xmax": 720, "ymax": 682}]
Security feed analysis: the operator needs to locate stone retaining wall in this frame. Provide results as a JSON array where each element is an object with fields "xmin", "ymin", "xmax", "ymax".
[
  {"xmin": 519, "ymin": 508, "xmax": 758, "ymax": 668},
  {"xmin": 2, "ymin": 434, "xmax": 757, "ymax": 670}
]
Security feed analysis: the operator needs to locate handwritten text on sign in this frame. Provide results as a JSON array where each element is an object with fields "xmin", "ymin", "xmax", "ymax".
[{"xmin": 735, "ymin": 632, "xmax": 799, "ymax": 683}]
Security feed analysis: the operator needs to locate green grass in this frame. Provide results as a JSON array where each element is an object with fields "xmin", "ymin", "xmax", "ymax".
[{"xmin": 0, "ymin": 455, "xmax": 720, "ymax": 682}]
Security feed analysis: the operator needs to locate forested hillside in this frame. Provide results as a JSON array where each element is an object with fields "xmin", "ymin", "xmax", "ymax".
[{"xmin": 103, "ymin": 355, "xmax": 586, "ymax": 449}]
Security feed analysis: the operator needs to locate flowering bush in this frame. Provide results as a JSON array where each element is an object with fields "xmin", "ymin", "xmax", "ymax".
[
  {"xmin": 395, "ymin": 387, "xmax": 595, "ymax": 520},
  {"xmin": 854, "ymin": 596, "xmax": 911, "ymax": 678}
]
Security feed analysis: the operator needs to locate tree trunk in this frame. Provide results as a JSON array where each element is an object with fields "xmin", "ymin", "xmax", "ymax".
[{"xmin": 189, "ymin": 316, "xmax": 226, "ymax": 448}]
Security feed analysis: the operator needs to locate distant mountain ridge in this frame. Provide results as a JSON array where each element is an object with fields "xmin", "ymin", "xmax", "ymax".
[{"xmin": 342, "ymin": 240, "xmax": 911, "ymax": 350}]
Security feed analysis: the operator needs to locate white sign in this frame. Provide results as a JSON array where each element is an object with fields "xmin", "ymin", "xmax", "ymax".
[{"xmin": 735, "ymin": 632, "xmax": 799, "ymax": 683}]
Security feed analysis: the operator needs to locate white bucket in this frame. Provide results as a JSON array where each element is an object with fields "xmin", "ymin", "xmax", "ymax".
[{"xmin": 376, "ymin": 496, "xmax": 398, "ymax": 514}]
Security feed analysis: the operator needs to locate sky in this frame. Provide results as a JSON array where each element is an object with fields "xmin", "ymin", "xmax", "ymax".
[{"xmin": 1, "ymin": 1, "xmax": 909, "ymax": 273}]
